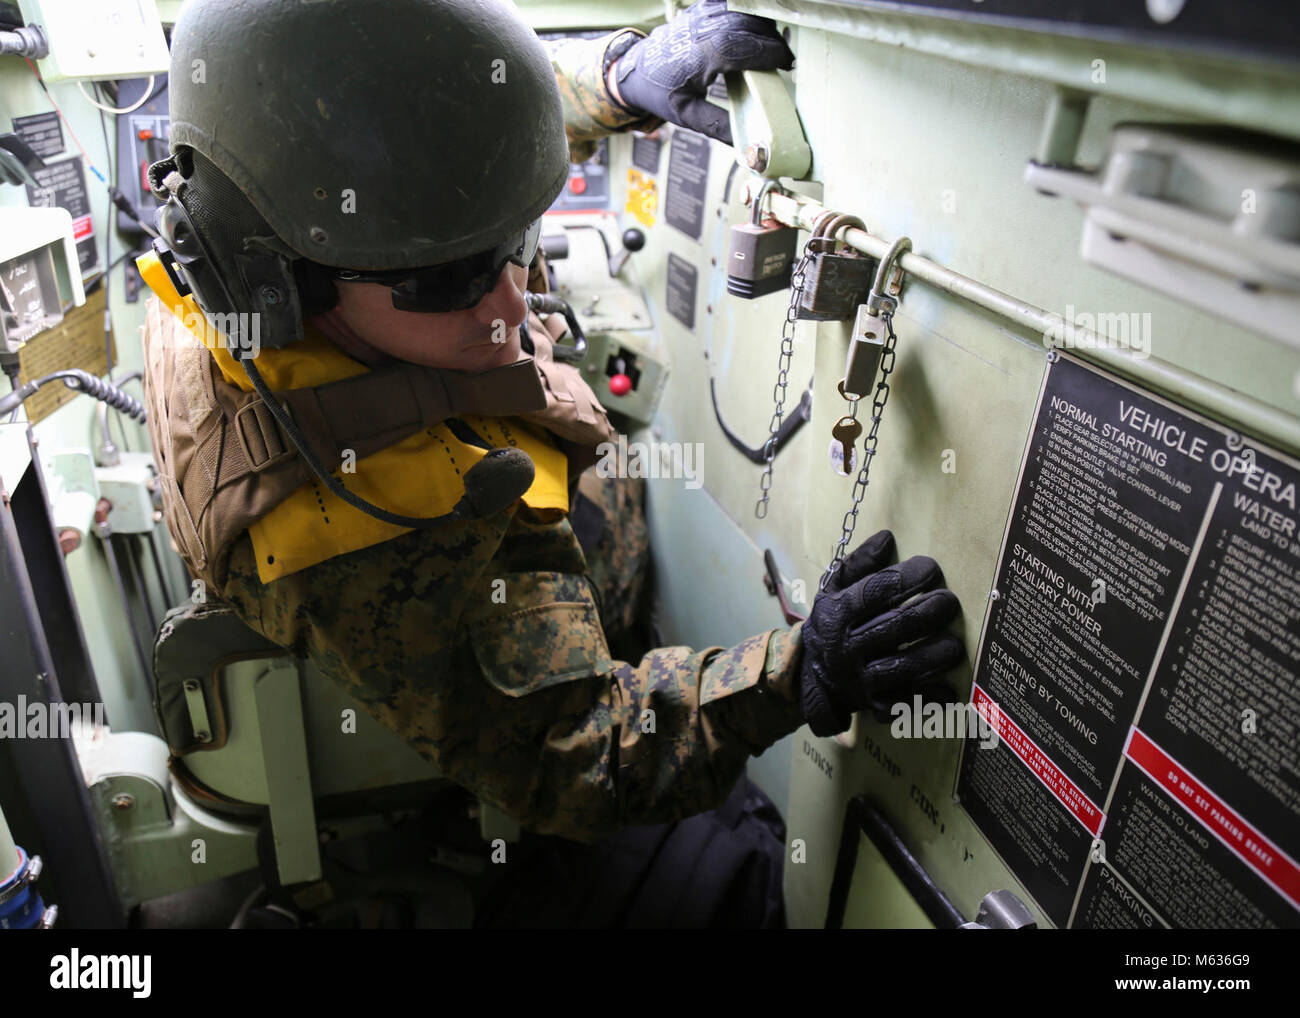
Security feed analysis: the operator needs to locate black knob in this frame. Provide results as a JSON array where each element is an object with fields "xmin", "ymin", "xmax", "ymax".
[
  {"xmin": 541, "ymin": 233, "xmax": 570, "ymax": 261},
  {"xmin": 622, "ymin": 228, "xmax": 646, "ymax": 253}
]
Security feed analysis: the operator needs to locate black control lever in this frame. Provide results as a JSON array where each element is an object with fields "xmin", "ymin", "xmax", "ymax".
[
  {"xmin": 554, "ymin": 224, "xmax": 645, "ymax": 277},
  {"xmin": 763, "ymin": 548, "xmax": 808, "ymax": 624},
  {"xmin": 609, "ymin": 228, "xmax": 645, "ymax": 276},
  {"xmin": 524, "ymin": 292, "xmax": 587, "ymax": 363},
  {"xmin": 710, "ymin": 377, "xmax": 812, "ymax": 464},
  {"xmin": 540, "ymin": 233, "xmax": 569, "ymax": 262}
]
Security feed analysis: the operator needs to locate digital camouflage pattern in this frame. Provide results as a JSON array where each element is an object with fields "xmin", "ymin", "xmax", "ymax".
[
  {"xmin": 200, "ymin": 28, "xmax": 805, "ymax": 843},
  {"xmin": 575, "ymin": 468, "xmax": 649, "ymax": 654},
  {"xmin": 217, "ymin": 462, "xmax": 805, "ymax": 843},
  {"xmin": 545, "ymin": 30, "xmax": 662, "ymax": 163}
]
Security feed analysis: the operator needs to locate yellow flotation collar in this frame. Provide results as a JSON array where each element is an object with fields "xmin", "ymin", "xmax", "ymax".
[{"xmin": 137, "ymin": 251, "xmax": 568, "ymax": 583}]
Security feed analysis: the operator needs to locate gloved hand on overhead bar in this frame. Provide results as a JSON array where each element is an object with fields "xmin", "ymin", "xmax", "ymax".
[
  {"xmin": 798, "ymin": 530, "xmax": 967, "ymax": 737},
  {"xmin": 611, "ymin": 0, "xmax": 794, "ymax": 146}
]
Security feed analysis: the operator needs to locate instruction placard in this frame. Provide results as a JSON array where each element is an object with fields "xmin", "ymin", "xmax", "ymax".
[
  {"xmin": 11, "ymin": 111, "xmax": 64, "ymax": 159},
  {"xmin": 25, "ymin": 156, "xmax": 98, "ymax": 276},
  {"xmin": 632, "ymin": 133, "xmax": 662, "ymax": 174},
  {"xmin": 665, "ymin": 253, "xmax": 697, "ymax": 331},
  {"xmin": 663, "ymin": 129, "xmax": 709, "ymax": 241},
  {"xmin": 17, "ymin": 287, "xmax": 115, "ymax": 425},
  {"xmin": 958, "ymin": 354, "xmax": 1300, "ymax": 928}
]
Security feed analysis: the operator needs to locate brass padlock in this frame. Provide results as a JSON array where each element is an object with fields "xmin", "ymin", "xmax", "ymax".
[{"xmin": 796, "ymin": 214, "xmax": 876, "ymax": 322}]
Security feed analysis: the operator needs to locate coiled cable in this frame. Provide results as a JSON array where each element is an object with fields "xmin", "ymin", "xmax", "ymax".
[{"xmin": 0, "ymin": 369, "xmax": 147, "ymax": 424}]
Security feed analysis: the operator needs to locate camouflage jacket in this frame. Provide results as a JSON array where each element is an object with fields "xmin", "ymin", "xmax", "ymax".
[
  {"xmin": 218, "ymin": 472, "xmax": 805, "ymax": 842},
  {"xmin": 546, "ymin": 29, "xmax": 662, "ymax": 163},
  {"xmin": 209, "ymin": 29, "xmax": 808, "ymax": 843}
]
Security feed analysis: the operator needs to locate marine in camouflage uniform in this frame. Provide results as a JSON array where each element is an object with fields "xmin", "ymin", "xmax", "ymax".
[{"xmin": 205, "ymin": 27, "xmax": 807, "ymax": 844}]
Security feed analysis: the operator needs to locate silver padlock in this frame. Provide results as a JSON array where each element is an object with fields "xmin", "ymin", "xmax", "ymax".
[
  {"xmin": 842, "ymin": 304, "xmax": 888, "ymax": 400},
  {"xmin": 865, "ymin": 236, "xmax": 912, "ymax": 317}
]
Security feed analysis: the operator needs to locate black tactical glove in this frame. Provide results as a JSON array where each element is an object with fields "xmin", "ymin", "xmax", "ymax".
[
  {"xmin": 799, "ymin": 530, "xmax": 965, "ymax": 737},
  {"xmin": 614, "ymin": 0, "xmax": 795, "ymax": 146}
]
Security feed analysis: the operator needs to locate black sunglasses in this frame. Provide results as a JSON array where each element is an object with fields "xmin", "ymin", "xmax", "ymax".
[{"xmin": 330, "ymin": 219, "xmax": 542, "ymax": 313}]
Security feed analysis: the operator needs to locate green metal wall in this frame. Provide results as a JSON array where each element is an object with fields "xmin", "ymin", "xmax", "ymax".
[
  {"xmin": 1, "ymin": 61, "xmax": 181, "ymax": 738},
  {"xmin": 4, "ymin": 0, "xmax": 1297, "ymax": 927},
  {"xmin": 607, "ymin": 2, "xmax": 1300, "ymax": 927}
]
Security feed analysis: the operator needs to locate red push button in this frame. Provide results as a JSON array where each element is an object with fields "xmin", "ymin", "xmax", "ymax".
[
  {"xmin": 609, "ymin": 373, "xmax": 632, "ymax": 397},
  {"xmin": 568, "ymin": 175, "xmax": 588, "ymax": 195}
]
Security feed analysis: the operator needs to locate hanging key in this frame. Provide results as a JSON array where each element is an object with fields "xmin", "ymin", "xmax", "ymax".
[
  {"xmin": 831, "ymin": 415, "xmax": 863, "ymax": 476},
  {"xmin": 797, "ymin": 214, "xmax": 877, "ymax": 322},
  {"xmin": 820, "ymin": 234, "xmax": 913, "ymax": 591},
  {"xmin": 842, "ymin": 304, "xmax": 888, "ymax": 399}
]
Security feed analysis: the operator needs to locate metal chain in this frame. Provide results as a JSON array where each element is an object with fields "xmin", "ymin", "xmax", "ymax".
[
  {"xmin": 756, "ymin": 250, "xmax": 813, "ymax": 519},
  {"xmin": 819, "ymin": 309, "xmax": 900, "ymax": 590}
]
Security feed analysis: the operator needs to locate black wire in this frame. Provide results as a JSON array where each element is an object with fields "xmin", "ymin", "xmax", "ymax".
[
  {"xmin": 91, "ymin": 80, "xmax": 152, "ymax": 457},
  {"xmin": 708, "ymin": 372, "xmax": 813, "ymax": 463},
  {"xmin": 78, "ymin": 243, "xmax": 146, "ymax": 298},
  {"xmin": 114, "ymin": 404, "xmax": 131, "ymax": 453},
  {"xmin": 109, "ymin": 372, "xmax": 144, "ymax": 454},
  {"xmin": 3, "ymin": 359, "xmax": 21, "ymax": 423},
  {"xmin": 92, "ymin": 82, "xmax": 146, "ymax": 458},
  {"xmin": 240, "ymin": 357, "xmax": 527, "ymax": 530},
  {"xmin": 109, "ymin": 245, "xmax": 143, "ymax": 272},
  {"xmin": 90, "ymin": 81, "xmax": 122, "ymax": 387},
  {"xmin": 0, "ymin": 369, "xmax": 146, "ymax": 423}
]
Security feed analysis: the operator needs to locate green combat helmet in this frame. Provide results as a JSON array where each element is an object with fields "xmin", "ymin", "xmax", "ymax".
[
  {"xmin": 152, "ymin": 0, "xmax": 569, "ymax": 350},
  {"xmin": 147, "ymin": 0, "xmax": 571, "ymax": 530}
]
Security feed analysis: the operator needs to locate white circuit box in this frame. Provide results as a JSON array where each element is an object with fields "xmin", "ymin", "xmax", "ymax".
[{"xmin": 17, "ymin": 0, "xmax": 169, "ymax": 83}]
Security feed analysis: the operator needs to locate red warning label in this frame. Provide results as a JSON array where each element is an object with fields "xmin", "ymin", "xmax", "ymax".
[
  {"xmin": 974, "ymin": 685, "xmax": 1104, "ymax": 838},
  {"xmin": 1126, "ymin": 728, "xmax": 1300, "ymax": 911}
]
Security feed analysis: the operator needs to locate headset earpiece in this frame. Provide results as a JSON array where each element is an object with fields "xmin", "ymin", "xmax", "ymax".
[{"xmin": 149, "ymin": 153, "xmax": 306, "ymax": 352}]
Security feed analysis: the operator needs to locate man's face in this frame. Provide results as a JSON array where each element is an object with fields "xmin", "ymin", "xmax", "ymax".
[{"xmin": 311, "ymin": 262, "xmax": 529, "ymax": 372}]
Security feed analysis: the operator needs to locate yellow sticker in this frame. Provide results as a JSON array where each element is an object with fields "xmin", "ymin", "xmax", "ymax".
[{"xmin": 625, "ymin": 167, "xmax": 658, "ymax": 229}]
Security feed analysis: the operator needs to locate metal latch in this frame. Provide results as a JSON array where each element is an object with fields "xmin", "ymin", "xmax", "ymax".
[
  {"xmin": 725, "ymin": 69, "xmax": 812, "ymax": 181},
  {"xmin": 183, "ymin": 678, "xmax": 213, "ymax": 744},
  {"xmin": 1025, "ymin": 122, "xmax": 1300, "ymax": 350},
  {"xmin": 960, "ymin": 889, "xmax": 1038, "ymax": 930}
]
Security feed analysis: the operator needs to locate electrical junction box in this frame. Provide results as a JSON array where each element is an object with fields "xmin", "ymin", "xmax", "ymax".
[
  {"xmin": 16, "ymin": 0, "xmax": 169, "ymax": 83},
  {"xmin": 42, "ymin": 448, "xmax": 158, "ymax": 540},
  {"xmin": 543, "ymin": 211, "xmax": 667, "ymax": 425},
  {"xmin": 95, "ymin": 451, "xmax": 160, "ymax": 535},
  {"xmin": 43, "ymin": 447, "xmax": 98, "ymax": 543}
]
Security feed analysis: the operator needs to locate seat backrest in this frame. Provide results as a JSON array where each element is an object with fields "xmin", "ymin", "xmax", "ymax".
[
  {"xmin": 153, "ymin": 601, "xmax": 282, "ymax": 755},
  {"xmin": 153, "ymin": 601, "xmax": 442, "ymax": 807}
]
